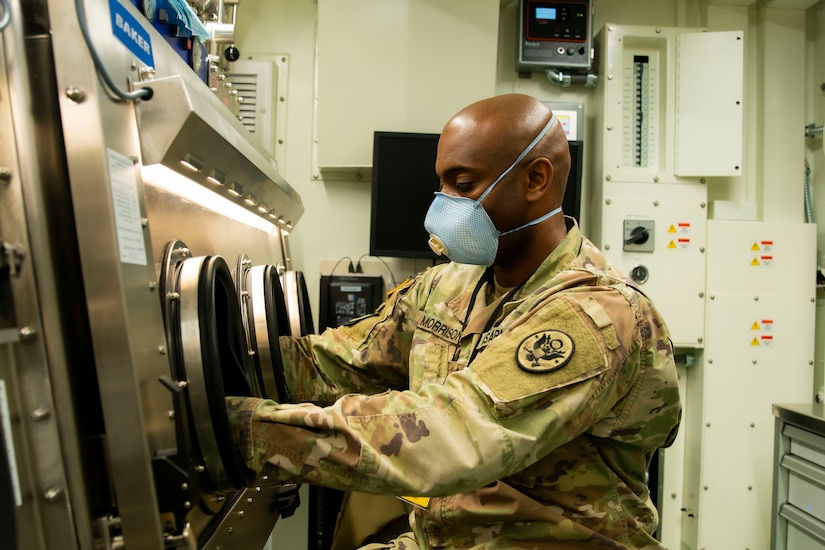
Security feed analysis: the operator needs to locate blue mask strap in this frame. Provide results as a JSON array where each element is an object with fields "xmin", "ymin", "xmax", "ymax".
[
  {"xmin": 475, "ymin": 113, "xmax": 558, "ymax": 206},
  {"xmin": 497, "ymin": 205, "xmax": 563, "ymax": 237}
]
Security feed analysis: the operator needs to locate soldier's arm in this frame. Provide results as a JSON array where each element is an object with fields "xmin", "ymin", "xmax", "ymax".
[
  {"xmin": 278, "ymin": 277, "xmax": 419, "ymax": 404},
  {"xmin": 227, "ymin": 290, "xmax": 680, "ymax": 495}
]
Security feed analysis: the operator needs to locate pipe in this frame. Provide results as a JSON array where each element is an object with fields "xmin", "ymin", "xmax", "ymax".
[{"xmin": 545, "ymin": 67, "xmax": 599, "ymax": 88}]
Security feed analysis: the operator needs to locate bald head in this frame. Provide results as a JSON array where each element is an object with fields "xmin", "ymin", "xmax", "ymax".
[{"xmin": 438, "ymin": 94, "xmax": 571, "ymax": 206}]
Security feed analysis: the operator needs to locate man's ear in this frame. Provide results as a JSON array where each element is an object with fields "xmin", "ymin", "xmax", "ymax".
[{"xmin": 524, "ymin": 157, "xmax": 554, "ymax": 201}]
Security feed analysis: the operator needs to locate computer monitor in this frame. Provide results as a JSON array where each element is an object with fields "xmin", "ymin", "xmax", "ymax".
[{"xmin": 369, "ymin": 131, "xmax": 584, "ymax": 260}]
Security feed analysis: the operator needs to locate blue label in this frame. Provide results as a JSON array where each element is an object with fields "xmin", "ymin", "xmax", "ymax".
[{"xmin": 109, "ymin": 0, "xmax": 155, "ymax": 68}]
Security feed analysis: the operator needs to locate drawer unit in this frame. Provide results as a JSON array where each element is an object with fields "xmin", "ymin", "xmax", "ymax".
[{"xmin": 772, "ymin": 404, "xmax": 825, "ymax": 550}]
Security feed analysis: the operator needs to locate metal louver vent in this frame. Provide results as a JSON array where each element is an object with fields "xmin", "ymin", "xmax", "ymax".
[{"xmin": 226, "ymin": 71, "xmax": 259, "ymax": 136}]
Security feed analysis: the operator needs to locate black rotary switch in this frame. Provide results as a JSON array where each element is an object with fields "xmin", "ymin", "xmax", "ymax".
[{"xmin": 624, "ymin": 225, "xmax": 650, "ymax": 245}]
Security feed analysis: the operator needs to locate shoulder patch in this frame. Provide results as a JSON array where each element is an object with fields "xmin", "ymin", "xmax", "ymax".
[
  {"xmin": 469, "ymin": 297, "xmax": 608, "ymax": 407},
  {"xmin": 516, "ymin": 330, "xmax": 575, "ymax": 373}
]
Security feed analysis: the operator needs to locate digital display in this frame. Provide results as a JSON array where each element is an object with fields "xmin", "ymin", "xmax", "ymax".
[{"xmin": 535, "ymin": 7, "xmax": 556, "ymax": 20}]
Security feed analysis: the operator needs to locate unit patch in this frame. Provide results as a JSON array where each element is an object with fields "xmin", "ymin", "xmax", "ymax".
[{"xmin": 516, "ymin": 330, "xmax": 575, "ymax": 373}]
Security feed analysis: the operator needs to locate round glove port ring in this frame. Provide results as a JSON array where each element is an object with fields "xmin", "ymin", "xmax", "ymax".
[
  {"xmin": 178, "ymin": 254, "xmax": 255, "ymax": 492},
  {"xmin": 283, "ymin": 270, "xmax": 315, "ymax": 337},
  {"xmin": 247, "ymin": 264, "xmax": 291, "ymax": 402}
]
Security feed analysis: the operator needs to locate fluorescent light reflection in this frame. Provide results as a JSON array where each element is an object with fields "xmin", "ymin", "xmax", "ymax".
[{"xmin": 142, "ymin": 164, "xmax": 282, "ymax": 235}]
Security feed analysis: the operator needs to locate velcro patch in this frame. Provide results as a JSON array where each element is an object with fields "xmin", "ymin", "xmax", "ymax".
[{"xmin": 470, "ymin": 297, "xmax": 607, "ymax": 405}]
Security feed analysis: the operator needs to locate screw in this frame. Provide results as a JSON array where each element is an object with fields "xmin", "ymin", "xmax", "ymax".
[
  {"xmin": 148, "ymin": 281, "xmax": 157, "ymax": 291},
  {"xmin": 653, "ymin": 201, "xmax": 660, "ymax": 206},
  {"xmin": 0, "ymin": 166, "xmax": 11, "ymax": 183},
  {"xmin": 43, "ymin": 487, "xmax": 63, "ymax": 502},
  {"xmin": 31, "ymin": 407, "xmax": 51, "ymax": 422},
  {"xmin": 158, "ymin": 346, "xmax": 166, "ymax": 355},
  {"xmin": 19, "ymin": 326, "xmax": 36, "ymax": 342},
  {"xmin": 65, "ymin": 87, "xmax": 86, "ymax": 103}
]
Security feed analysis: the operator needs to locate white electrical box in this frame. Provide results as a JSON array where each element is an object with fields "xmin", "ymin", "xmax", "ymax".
[
  {"xmin": 592, "ymin": 24, "xmax": 744, "ymax": 185},
  {"xmin": 682, "ymin": 220, "xmax": 816, "ymax": 550},
  {"xmin": 599, "ymin": 182, "xmax": 707, "ymax": 348}
]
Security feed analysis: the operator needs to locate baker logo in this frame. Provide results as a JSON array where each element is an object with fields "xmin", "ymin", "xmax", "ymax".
[{"xmin": 516, "ymin": 330, "xmax": 574, "ymax": 373}]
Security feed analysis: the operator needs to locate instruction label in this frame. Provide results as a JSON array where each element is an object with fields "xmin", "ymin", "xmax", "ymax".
[{"xmin": 107, "ymin": 149, "xmax": 148, "ymax": 266}]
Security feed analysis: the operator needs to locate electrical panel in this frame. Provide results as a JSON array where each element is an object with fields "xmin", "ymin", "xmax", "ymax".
[
  {"xmin": 518, "ymin": 0, "xmax": 593, "ymax": 72},
  {"xmin": 590, "ymin": 24, "xmax": 745, "ymax": 348}
]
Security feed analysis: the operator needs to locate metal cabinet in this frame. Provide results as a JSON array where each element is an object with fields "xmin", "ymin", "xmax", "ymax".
[{"xmin": 772, "ymin": 404, "xmax": 825, "ymax": 550}]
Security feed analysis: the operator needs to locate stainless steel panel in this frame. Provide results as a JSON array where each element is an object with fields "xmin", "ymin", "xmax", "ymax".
[{"xmin": 1, "ymin": 0, "xmax": 306, "ymax": 547}]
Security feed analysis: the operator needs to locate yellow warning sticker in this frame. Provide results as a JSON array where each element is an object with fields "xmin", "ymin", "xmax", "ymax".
[
  {"xmin": 750, "ymin": 337, "xmax": 760, "ymax": 346},
  {"xmin": 668, "ymin": 224, "xmax": 677, "ymax": 233},
  {"xmin": 667, "ymin": 240, "xmax": 677, "ymax": 249},
  {"xmin": 398, "ymin": 496, "xmax": 431, "ymax": 509},
  {"xmin": 751, "ymin": 242, "xmax": 761, "ymax": 251},
  {"xmin": 751, "ymin": 321, "xmax": 761, "ymax": 330},
  {"xmin": 750, "ymin": 257, "xmax": 760, "ymax": 266}
]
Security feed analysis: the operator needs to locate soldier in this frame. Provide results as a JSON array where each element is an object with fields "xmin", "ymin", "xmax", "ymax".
[{"xmin": 228, "ymin": 93, "xmax": 682, "ymax": 549}]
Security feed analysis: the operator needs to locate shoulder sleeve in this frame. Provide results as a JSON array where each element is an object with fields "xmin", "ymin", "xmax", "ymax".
[
  {"xmin": 279, "ymin": 275, "xmax": 421, "ymax": 404},
  {"xmin": 468, "ymin": 291, "xmax": 630, "ymax": 418}
]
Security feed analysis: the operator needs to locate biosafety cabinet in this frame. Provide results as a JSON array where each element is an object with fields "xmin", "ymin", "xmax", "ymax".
[{"xmin": 0, "ymin": 0, "xmax": 314, "ymax": 548}]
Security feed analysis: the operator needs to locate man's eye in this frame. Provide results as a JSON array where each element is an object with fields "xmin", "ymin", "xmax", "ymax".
[{"xmin": 454, "ymin": 181, "xmax": 473, "ymax": 192}]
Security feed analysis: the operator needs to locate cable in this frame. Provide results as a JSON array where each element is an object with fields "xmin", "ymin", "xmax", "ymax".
[
  {"xmin": 804, "ymin": 160, "xmax": 814, "ymax": 224},
  {"xmin": 75, "ymin": 0, "xmax": 153, "ymax": 102},
  {"xmin": 0, "ymin": 0, "xmax": 10, "ymax": 33},
  {"xmin": 329, "ymin": 256, "xmax": 354, "ymax": 275},
  {"xmin": 356, "ymin": 254, "xmax": 397, "ymax": 289}
]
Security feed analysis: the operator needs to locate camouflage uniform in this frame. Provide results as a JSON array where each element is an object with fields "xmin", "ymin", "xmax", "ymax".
[{"xmin": 227, "ymin": 219, "xmax": 681, "ymax": 549}]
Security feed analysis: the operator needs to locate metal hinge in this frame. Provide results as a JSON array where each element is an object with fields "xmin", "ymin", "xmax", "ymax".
[{"xmin": 0, "ymin": 242, "xmax": 24, "ymax": 276}]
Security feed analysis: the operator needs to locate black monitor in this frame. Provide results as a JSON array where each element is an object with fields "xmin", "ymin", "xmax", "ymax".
[{"xmin": 369, "ymin": 131, "xmax": 583, "ymax": 259}]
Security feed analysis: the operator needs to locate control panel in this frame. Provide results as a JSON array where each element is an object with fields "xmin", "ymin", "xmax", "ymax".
[{"xmin": 518, "ymin": 0, "xmax": 593, "ymax": 72}]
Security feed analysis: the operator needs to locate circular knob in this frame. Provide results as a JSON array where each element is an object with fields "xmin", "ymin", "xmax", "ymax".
[
  {"xmin": 630, "ymin": 265, "xmax": 649, "ymax": 285},
  {"xmin": 224, "ymin": 45, "xmax": 240, "ymax": 62},
  {"xmin": 624, "ymin": 226, "xmax": 650, "ymax": 246}
]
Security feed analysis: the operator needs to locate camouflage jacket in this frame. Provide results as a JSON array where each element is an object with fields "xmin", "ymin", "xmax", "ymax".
[{"xmin": 227, "ymin": 219, "xmax": 682, "ymax": 549}]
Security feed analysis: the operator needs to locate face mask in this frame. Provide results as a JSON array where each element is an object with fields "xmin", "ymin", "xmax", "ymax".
[{"xmin": 424, "ymin": 114, "xmax": 561, "ymax": 266}]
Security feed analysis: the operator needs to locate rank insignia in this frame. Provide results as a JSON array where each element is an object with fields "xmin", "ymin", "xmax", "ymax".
[{"xmin": 516, "ymin": 330, "xmax": 575, "ymax": 373}]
